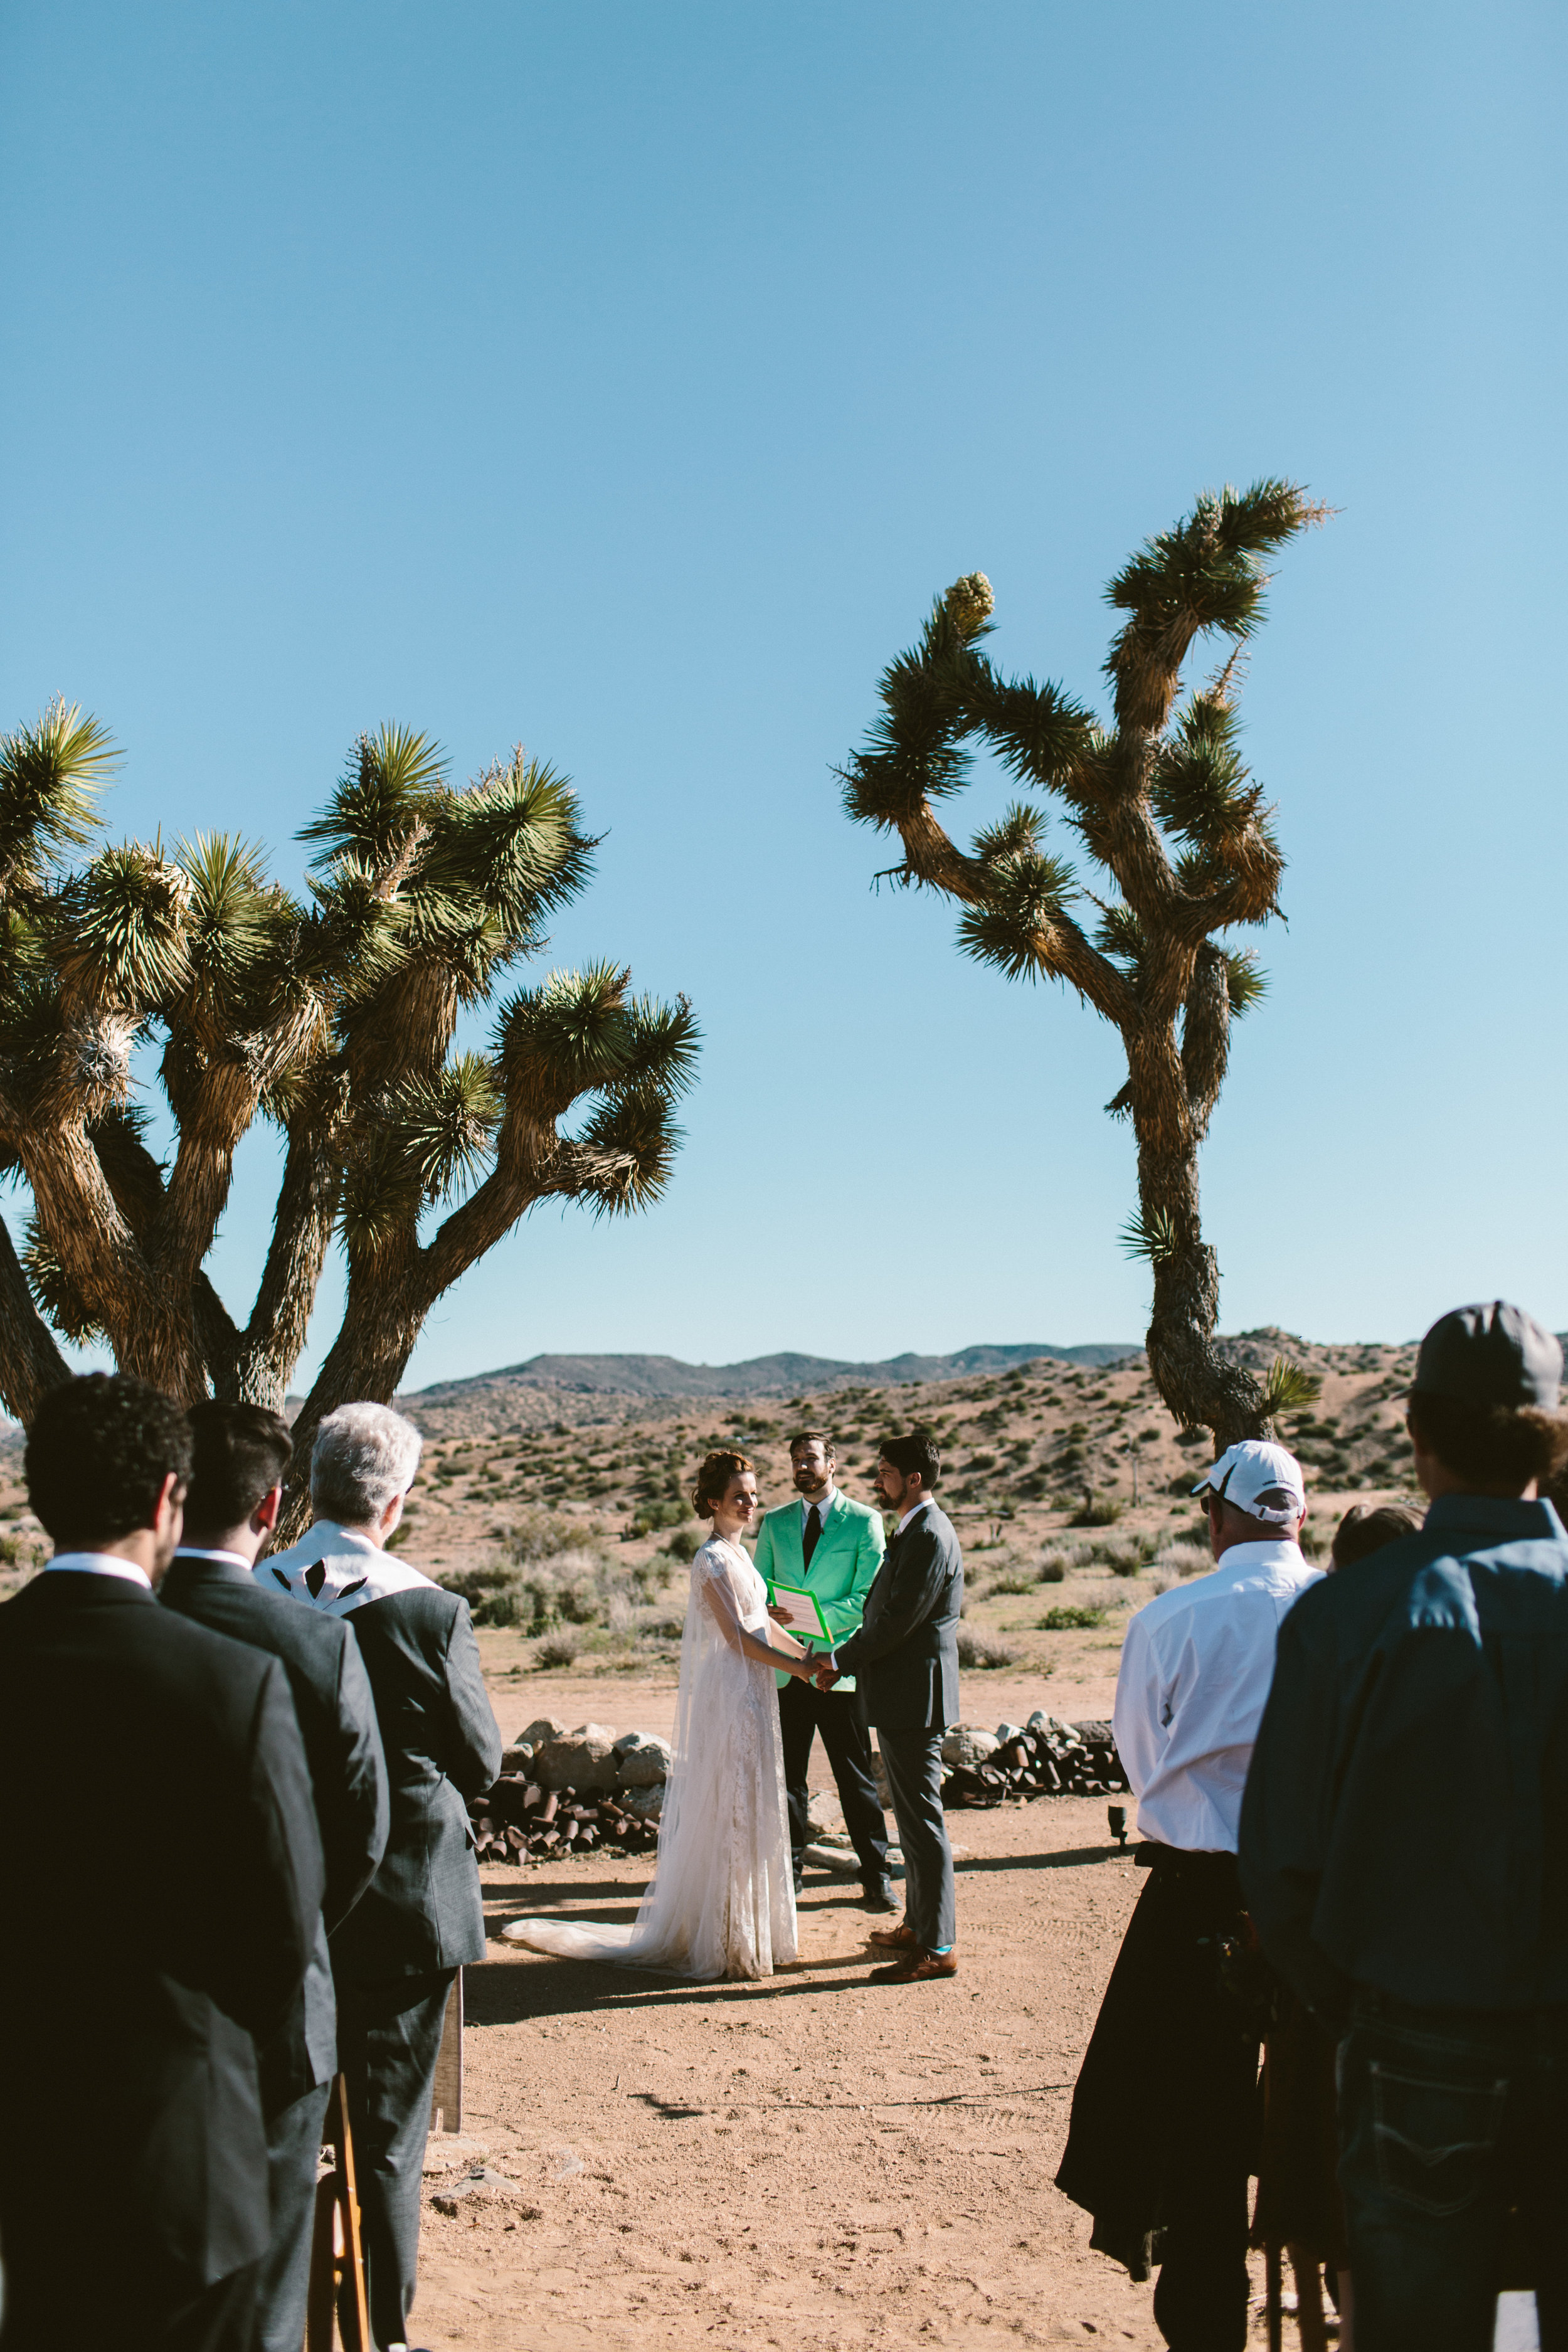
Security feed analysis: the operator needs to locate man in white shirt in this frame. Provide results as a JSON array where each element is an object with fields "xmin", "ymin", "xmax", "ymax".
[{"xmin": 1057, "ymin": 1439, "xmax": 1321, "ymax": 2352}]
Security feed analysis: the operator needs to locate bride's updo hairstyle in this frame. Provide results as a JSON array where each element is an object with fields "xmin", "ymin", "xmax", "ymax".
[{"xmin": 692, "ymin": 1448, "xmax": 751, "ymax": 1518}]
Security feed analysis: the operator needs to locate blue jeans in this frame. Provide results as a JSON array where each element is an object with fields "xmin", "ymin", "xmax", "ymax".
[{"xmin": 1338, "ymin": 1989, "xmax": 1568, "ymax": 2352}]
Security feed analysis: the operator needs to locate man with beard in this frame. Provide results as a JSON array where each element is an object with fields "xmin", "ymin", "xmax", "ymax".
[{"xmin": 755, "ymin": 1429, "xmax": 892, "ymax": 1909}]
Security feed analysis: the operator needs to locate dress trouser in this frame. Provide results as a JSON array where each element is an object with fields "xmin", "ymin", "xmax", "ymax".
[
  {"xmin": 257, "ymin": 2076, "xmax": 334, "ymax": 2352},
  {"xmin": 337, "ymin": 1969, "xmax": 456, "ymax": 2351},
  {"xmin": 776, "ymin": 1677, "xmax": 889, "ymax": 1883},
  {"xmin": 1337, "ymin": 1988, "xmax": 1568, "ymax": 2352},
  {"xmin": 876, "ymin": 1727, "xmax": 955, "ymax": 1951}
]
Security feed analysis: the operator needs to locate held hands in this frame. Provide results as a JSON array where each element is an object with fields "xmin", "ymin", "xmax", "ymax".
[{"xmin": 812, "ymin": 1653, "xmax": 841, "ymax": 1692}]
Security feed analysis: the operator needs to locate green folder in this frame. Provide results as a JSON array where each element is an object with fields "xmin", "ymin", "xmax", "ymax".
[{"xmin": 766, "ymin": 1580, "xmax": 831, "ymax": 1641}]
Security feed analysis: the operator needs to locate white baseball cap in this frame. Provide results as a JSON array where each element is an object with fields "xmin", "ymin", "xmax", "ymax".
[{"xmin": 1191, "ymin": 1438, "xmax": 1306, "ymax": 1525}]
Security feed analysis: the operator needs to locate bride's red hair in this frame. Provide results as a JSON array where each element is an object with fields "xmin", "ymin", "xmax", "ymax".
[{"xmin": 691, "ymin": 1449, "xmax": 751, "ymax": 1518}]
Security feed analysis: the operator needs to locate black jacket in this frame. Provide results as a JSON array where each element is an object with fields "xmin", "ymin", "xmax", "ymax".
[
  {"xmin": 327, "ymin": 1582, "xmax": 502, "ymax": 1984},
  {"xmin": 161, "ymin": 1550, "xmax": 389, "ymax": 2108},
  {"xmin": 0, "ymin": 1570, "xmax": 324, "ymax": 2294},
  {"xmin": 833, "ymin": 1500, "xmax": 963, "ymax": 1734}
]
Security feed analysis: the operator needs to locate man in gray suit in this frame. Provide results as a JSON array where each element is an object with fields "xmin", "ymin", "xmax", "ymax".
[
  {"xmin": 161, "ymin": 1402, "xmax": 389, "ymax": 2352},
  {"xmin": 264, "ymin": 1402, "xmax": 502, "ymax": 2352},
  {"xmin": 813, "ymin": 1430, "xmax": 963, "ymax": 1983}
]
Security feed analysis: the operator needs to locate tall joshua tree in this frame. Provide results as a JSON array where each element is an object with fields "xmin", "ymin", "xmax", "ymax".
[
  {"xmin": 0, "ymin": 711, "xmax": 697, "ymax": 1530},
  {"xmin": 839, "ymin": 481, "xmax": 1326, "ymax": 1446}
]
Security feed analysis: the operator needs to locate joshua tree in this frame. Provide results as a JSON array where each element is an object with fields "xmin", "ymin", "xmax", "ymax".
[
  {"xmin": 0, "ymin": 711, "xmax": 697, "ymax": 1530},
  {"xmin": 839, "ymin": 480, "xmax": 1326, "ymax": 1446}
]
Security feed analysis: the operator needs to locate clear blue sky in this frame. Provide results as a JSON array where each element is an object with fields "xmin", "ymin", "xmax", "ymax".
[{"xmin": 3, "ymin": 2, "xmax": 1562, "ymax": 1389}]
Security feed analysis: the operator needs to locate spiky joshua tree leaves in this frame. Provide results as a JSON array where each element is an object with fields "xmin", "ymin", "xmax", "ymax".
[
  {"xmin": 0, "ymin": 711, "xmax": 697, "ymax": 1530},
  {"xmin": 840, "ymin": 482, "xmax": 1327, "ymax": 1447}
]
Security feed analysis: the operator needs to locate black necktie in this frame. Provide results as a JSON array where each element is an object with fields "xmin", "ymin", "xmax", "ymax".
[{"xmin": 802, "ymin": 1505, "xmax": 822, "ymax": 1570}]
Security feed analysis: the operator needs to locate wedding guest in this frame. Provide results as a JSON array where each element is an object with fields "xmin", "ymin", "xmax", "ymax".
[
  {"xmin": 0, "ymin": 1375, "xmax": 322, "ymax": 2351},
  {"xmin": 755, "ymin": 1429, "xmax": 893, "ymax": 1908},
  {"xmin": 161, "ymin": 1402, "xmax": 389, "ymax": 2352},
  {"xmin": 1251, "ymin": 1498, "xmax": 1421, "ymax": 2352},
  {"xmin": 263, "ymin": 1402, "xmax": 501, "ymax": 2352},
  {"xmin": 814, "ymin": 1431, "xmax": 963, "ymax": 1981},
  {"xmin": 1057, "ymin": 1437, "xmax": 1320, "ymax": 2352},
  {"xmin": 1241, "ymin": 1303, "xmax": 1568, "ymax": 2351}
]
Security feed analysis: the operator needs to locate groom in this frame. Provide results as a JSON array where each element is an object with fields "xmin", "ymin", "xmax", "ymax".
[{"xmin": 813, "ymin": 1431, "xmax": 963, "ymax": 1983}]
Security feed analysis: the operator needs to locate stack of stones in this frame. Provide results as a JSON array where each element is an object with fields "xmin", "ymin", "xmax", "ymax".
[
  {"xmin": 938, "ymin": 1711, "xmax": 1130, "ymax": 1807},
  {"xmin": 468, "ymin": 1718, "xmax": 670, "ymax": 1866}
]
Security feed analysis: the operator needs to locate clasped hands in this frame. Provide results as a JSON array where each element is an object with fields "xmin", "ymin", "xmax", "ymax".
[{"xmin": 765, "ymin": 1605, "xmax": 840, "ymax": 1689}]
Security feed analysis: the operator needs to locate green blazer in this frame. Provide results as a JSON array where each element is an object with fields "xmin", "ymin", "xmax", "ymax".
[{"xmin": 753, "ymin": 1490, "xmax": 886, "ymax": 1692}]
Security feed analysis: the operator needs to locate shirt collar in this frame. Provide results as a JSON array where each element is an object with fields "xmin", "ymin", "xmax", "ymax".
[
  {"xmin": 1422, "ymin": 1493, "xmax": 1567, "ymax": 1543},
  {"xmin": 801, "ymin": 1487, "xmax": 837, "ymax": 1520},
  {"xmin": 172, "ymin": 1545, "xmax": 255, "ymax": 1572},
  {"xmin": 45, "ymin": 1551, "xmax": 152, "ymax": 1589},
  {"xmin": 898, "ymin": 1496, "xmax": 933, "ymax": 1534},
  {"xmin": 1209, "ymin": 1536, "xmax": 1310, "ymax": 1580}
]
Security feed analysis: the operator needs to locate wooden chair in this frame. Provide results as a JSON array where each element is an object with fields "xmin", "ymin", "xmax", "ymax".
[{"xmin": 305, "ymin": 2074, "xmax": 370, "ymax": 2351}]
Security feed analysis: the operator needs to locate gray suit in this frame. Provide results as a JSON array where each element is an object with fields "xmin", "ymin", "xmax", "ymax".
[
  {"xmin": 832, "ymin": 1500, "xmax": 963, "ymax": 1952},
  {"xmin": 161, "ymin": 1552, "xmax": 389, "ymax": 2352},
  {"xmin": 329, "ymin": 1581, "xmax": 502, "ymax": 2350}
]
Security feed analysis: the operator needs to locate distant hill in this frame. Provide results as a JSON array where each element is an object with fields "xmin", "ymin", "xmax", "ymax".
[{"xmin": 406, "ymin": 1340, "xmax": 1140, "ymax": 1408}]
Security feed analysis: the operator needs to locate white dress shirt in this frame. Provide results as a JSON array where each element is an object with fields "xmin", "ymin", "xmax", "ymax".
[
  {"xmin": 1113, "ymin": 1538, "xmax": 1323, "ymax": 1854},
  {"xmin": 43, "ymin": 1550, "xmax": 152, "ymax": 1589},
  {"xmin": 800, "ymin": 1486, "xmax": 838, "ymax": 1528},
  {"xmin": 897, "ymin": 1495, "xmax": 933, "ymax": 1534}
]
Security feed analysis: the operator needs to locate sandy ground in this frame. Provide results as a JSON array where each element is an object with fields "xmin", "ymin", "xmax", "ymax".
[{"xmin": 411, "ymin": 1665, "xmax": 1276, "ymax": 2351}]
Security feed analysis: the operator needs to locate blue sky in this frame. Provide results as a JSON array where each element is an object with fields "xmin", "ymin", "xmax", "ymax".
[{"xmin": 2, "ymin": 1, "xmax": 1563, "ymax": 1389}]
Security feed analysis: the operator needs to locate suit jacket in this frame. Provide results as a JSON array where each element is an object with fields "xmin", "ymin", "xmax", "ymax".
[
  {"xmin": 832, "ymin": 1499, "xmax": 963, "ymax": 1734},
  {"xmin": 0, "ymin": 1570, "xmax": 324, "ymax": 2292},
  {"xmin": 260, "ymin": 1530, "xmax": 503, "ymax": 1984},
  {"xmin": 753, "ymin": 1490, "xmax": 885, "ymax": 1691},
  {"xmin": 161, "ymin": 1550, "xmax": 390, "ymax": 2110}
]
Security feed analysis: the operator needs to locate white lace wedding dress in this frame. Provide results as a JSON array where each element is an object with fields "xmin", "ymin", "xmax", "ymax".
[{"xmin": 501, "ymin": 1537, "xmax": 797, "ymax": 1981}]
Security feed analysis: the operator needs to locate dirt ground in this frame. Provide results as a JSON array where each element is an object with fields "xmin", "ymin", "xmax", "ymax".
[{"xmin": 412, "ymin": 1663, "xmax": 1276, "ymax": 2352}]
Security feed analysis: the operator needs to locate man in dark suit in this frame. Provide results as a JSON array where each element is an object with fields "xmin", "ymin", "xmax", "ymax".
[
  {"xmin": 263, "ymin": 1401, "xmax": 502, "ymax": 2352},
  {"xmin": 0, "ymin": 1375, "xmax": 323, "ymax": 2352},
  {"xmin": 161, "ymin": 1402, "xmax": 390, "ymax": 2352},
  {"xmin": 813, "ymin": 1430, "xmax": 963, "ymax": 1983}
]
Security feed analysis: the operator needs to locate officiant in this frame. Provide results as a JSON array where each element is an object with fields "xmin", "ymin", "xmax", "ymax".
[{"xmin": 754, "ymin": 1429, "xmax": 895, "ymax": 1911}]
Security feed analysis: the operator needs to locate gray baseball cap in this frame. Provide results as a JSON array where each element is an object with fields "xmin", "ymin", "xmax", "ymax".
[{"xmin": 1411, "ymin": 1301, "xmax": 1562, "ymax": 1410}]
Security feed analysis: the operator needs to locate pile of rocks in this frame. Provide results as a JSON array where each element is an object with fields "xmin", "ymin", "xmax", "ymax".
[
  {"xmin": 469, "ymin": 1718, "xmax": 670, "ymax": 1867},
  {"xmin": 938, "ymin": 1712, "xmax": 1129, "ymax": 1807}
]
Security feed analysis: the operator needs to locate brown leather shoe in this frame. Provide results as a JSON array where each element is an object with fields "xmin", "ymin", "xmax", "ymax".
[
  {"xmin": 869, "ymin": 1947, "xmax": 958, "ymax": 1983},
  {"xmin": 867, "ymin": 1920, "xmax": 917, "ymax": 1949}
]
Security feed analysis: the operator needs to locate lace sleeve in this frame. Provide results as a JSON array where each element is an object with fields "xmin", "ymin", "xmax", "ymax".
[{"xmin": 693, "ymin": 1545, "xmax": 753, "ymax": 1655}]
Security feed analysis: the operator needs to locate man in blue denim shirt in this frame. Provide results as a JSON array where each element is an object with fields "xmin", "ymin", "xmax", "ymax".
[{"xmin": 1240, "ymin": 1301, "xmax": 1568, "ymax": 2352}]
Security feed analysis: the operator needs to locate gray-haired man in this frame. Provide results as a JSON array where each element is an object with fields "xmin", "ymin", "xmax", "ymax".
[{"xmin": 264, "ymin": 1404, "xmax": 502, "ymax": 2352}]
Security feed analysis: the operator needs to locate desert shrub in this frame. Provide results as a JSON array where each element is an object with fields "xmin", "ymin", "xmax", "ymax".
[
  {"xmin": 662, "ymin": 1523, "xmax": 704, "ymax": 1562},
  {"xmin": 1039, "ymin": 1604, "xmax": 1107, "ymax": 1630},
  {"xmin": 956, "ymin": 1628, "xmax": 1020, "ymax": 1670},
  {"xmin": 631, "ymin": 1497, "xmax": 690, "ymax": 1537},
  {"xmin": 1038, "ymin": 1557, "xmax": 1066, "ymax": 1584},
  {"xmin": 0, "ymin": 1532, "xmax": 37, "ymax": 1568},
  {"xmin": 1155, "ymin": 1540, "xmax": 1214, "ymax": 1579},
  {"xmin": 986, "ymin": 1565, "xmax": 1041, "ymax": 1596},
  {"xmin": 1069, "ymin": 1496, "xmax": 1125, "ymax": 1528},
  {"xmin": 1086, "ymin": 1531, "xmax": 1160, "ymax": 1576},
  {"xmin": 505, "ymin": 1506, "xmax": 602, "ymax": 1565},
  {"xmin": 440, "ymin": 1539, "xmax": 657, "ymax": 1633},
  {"xmin": 535, "ymin": 1632, "xmax": 581, "ymax": 1669}
]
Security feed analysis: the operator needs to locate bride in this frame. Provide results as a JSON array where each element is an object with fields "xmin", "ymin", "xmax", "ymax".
[{"xmin": 502, "ymin": 1449, "xmax": 817, "ymax": 1980}]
